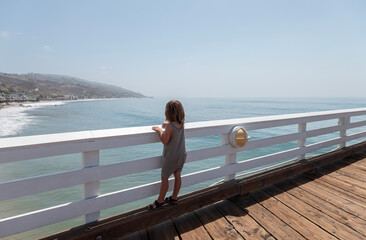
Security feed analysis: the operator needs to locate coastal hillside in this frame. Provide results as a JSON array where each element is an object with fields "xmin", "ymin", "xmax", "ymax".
[{"xmin": 0, "ymin": 72, "xmax": 145, "ymax": 101}]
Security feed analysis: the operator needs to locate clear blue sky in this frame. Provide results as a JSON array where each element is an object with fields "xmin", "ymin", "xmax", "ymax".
[{"xmin": 1, "ymin": 0, "xmax": 365, "ymax": 98}]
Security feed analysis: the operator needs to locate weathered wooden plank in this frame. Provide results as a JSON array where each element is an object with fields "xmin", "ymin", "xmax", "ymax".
[
  {"xmin": 289, "ymin": 177, "xmax": 366, "ymax": 220},
  {"xmin": 334, "ymin": 165, "xmax": 366, "ymax": 182},
  {"xmin": 335, "ymin": 159, "xmax": 366, "ymax": 172},
  {"xmin": 347, "ymin": 154, "xmax": 366, "ymax": 166},
  {"xmin": 234, "ymin": 197, "xmax": 305, "ymax": 239},
  {"xmin": 252, "ymin": 189, "xmax": 335, "ymax": 239},
  {"xmin": 195, "ymin": 204, "xmax": 244, "ymax": 240},
  {"xmin": 215, "ymin": 200, "xmax": 274, "ymax": 240},
  {"xmin": 317, "ymin": 168, "xmax": 366, "ymax": 190},
  {"xmin": 305, "ymin": 171, "xmax": 366, "ymax": 200},
  {"xmin": 262, "ymin": 184, "xmax": 365, "ymax": 240},
  {"xmin": 274, "ymin": 180, "xmax": 366, "ymax": 237},
  {"xmin": 172, "ymin": 212, "xmax": 211, "ymax": 240},
  {"xmin": 238, "ymin": 143, "xmax": 366, "ymax": 196},
  {"xmin": 348, "ymin": 162, "xmax": 366, "ymax": 171},
  {"xmin": 353, "ymin": 158, "xmax": 366, "ymax": 167},
  {"xmin": 323, "ymin": 164, "xmax": 366, "ymax": 183},
  {"xmin": 303, "ymin": 174, "xmax": 366, "ymax": 206},
  {"xmin": 147, "ymin": 220, "xmax": 179, "ymax": 240}
]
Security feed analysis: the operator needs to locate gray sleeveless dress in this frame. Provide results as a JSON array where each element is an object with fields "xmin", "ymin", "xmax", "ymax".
[{"xmin": 161, "ymin": 122, "xmax": 187, "ymax": 178}]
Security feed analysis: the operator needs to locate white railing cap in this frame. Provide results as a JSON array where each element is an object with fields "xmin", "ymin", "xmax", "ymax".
[{"xmin": 1, "ymin": 107, "xmax": 366, "ymax": 151}]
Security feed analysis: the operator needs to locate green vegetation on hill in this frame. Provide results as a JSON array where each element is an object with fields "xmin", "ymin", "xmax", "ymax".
[{"xmin": 0, "ymin": 73, "xmax": 145, "ymax": 102}]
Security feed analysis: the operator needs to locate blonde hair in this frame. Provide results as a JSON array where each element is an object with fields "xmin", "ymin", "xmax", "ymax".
[{"xmin": 165, "ymin": 100, "xmax": 185, "ymax": 124}]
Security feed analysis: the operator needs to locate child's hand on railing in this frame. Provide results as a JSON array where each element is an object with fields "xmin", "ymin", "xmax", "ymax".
[
  {"xmin": 162, "ymin": 122, "xmax": 169, "ymax": 128},
  {"xmin": 152, "ymin": 126, "xmax": 164, "ymax": 141},
  {"xmin": 152, "ymin": 126, "xmax": 162, "ymax": 132}
]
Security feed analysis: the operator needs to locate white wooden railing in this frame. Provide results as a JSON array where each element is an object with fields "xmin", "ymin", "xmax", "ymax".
[{"xmin": 1, "ymin": 108, "xmax": 366, "ymax": 238}]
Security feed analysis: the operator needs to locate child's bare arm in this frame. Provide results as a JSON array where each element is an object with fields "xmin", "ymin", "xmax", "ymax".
[{"xmin": 152, "ymin": 124, "xmax": 172, "ymax": 145}]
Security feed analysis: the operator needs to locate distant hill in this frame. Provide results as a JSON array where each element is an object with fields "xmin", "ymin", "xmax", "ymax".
[{"xmin": 0, "ymin": 72, "xmax": 145, "ymax": 100}]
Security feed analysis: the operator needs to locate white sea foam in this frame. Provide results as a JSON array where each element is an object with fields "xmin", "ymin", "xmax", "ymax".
[
  {"xmin": 0, "ymin": 101, "xmax": 66, "ymax": 137},
  {"xmin": 21, "ymin": 101, "xmax": 66, "ymax": 108},
  {"xmin": 0, "ymin": 106, "xmax": 33, "ymax": 137}
]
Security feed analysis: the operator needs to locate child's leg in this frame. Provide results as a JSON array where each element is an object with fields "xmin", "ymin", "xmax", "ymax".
[
  {"xmin": 157, "ymin": 177, "xmax": 169, "ymax": 203},
  {"xmin": 172, "ymin": 171, "xmax": 181, "ymax": 200}
]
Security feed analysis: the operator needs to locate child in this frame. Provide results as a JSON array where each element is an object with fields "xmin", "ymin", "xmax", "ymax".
[{"xmin": 147, "ymin": 100, "xmax": 187, "ymax": 209}]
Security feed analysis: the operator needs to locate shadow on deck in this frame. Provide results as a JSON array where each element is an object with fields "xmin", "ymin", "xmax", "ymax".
[{"xmin": 43, "ymin": 143, "xmax": 366, "ymax": 240}]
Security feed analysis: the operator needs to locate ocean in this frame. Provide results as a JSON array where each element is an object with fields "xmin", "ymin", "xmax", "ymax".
[{"xmin": 1, "ymin": 97, "xmax": 366, "ymax": 239}]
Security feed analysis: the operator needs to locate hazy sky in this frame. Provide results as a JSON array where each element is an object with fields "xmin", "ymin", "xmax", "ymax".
[{"xmin": 1, "ymin": 1, "xmax": 365, "ymax": 98}]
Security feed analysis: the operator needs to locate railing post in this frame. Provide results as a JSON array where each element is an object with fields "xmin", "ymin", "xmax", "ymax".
[
  {"xmin": 339, "ymin": 116, "xmax": 350, "ymax": 149},
  {"xmin": 222, "ymin": 134, "xmax": 236, "ymax": 181},
  {"xmin": 82, "ymin": 150, "xmax": 100, "ymax": 223},
  {"xmin": 297, "ymin": 123, "xmax": 307, "ymax": 161}
]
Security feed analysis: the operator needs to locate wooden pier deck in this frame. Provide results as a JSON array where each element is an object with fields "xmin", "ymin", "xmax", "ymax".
[{"xmin": 122, "ymin": 152, "xmax": 366, "ymax": 240}]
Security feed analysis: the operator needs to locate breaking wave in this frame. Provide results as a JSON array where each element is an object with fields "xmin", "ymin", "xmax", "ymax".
[{"xmin": 0, "ymin": 101, "xmax": 66, "ymax": 137}]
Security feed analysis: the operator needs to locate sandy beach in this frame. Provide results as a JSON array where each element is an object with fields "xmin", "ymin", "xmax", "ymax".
[
  {"xmin": 0, "ymin": 98, "xmax": 122, "ymax": 110},
  {"xmin": 0, "ymin": 102, "xmax": 27, "ymax": 110},
  {"xmin": 0, "ymin": 101, "xmax": 63, "ymax": 111},
  {"xmin": 0, "ymin": 101, "xmax": 50, "ymax": 110}
]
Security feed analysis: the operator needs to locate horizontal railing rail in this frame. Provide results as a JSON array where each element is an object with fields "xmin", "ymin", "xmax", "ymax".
[{"xmin": 1, "ymin": 107, "xmax": 366, "ymax": 238}]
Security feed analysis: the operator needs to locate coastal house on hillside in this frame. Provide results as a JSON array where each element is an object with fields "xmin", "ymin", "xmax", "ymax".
[{"xmin": 1, "ymin": 92, "xmax": 38, "ymax": 102}]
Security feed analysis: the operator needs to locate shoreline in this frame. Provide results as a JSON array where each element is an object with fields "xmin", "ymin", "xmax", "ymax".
[
  {"xmin": 0, "ymin": 100, "xmax": 63, "ymax": 110},
  {"xmin": 0, "ymin": 101, "xmax": 31, "ymax": 110},
  {"xmin": 0, "ymin": 97, "xmax": 140, "ymax": 110}
]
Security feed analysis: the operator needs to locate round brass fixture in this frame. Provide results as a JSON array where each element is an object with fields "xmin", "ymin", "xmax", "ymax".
[{"xmin": 229, "ymin": 126, "xmax": 249, "ymax": 148}]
